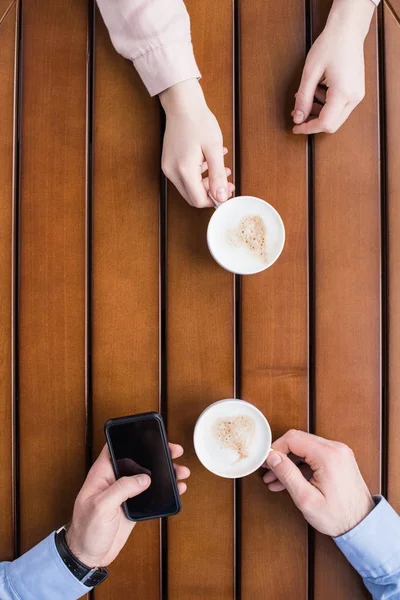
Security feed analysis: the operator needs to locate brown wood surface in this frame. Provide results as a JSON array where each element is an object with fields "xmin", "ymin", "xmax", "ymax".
[
  {"xmin": 1, "ymin": 0, "xmax": 399, "ymax": 598},
  {"xmin": 18, "ymin": 0, "xmax": 87, "ymax": 552},
  {"xmin": 91, "ymin": 7, "xmax": 161, "ymax": 599},
  {"xmin": 385, "ymin": 3, "xmax": 400, "ymax": 515},
  {"xmin": 386, "ymin": 0, "xmax": 400, "ymax": 20},
  {"xmin": 0, "ymin": 0, "xmax": 17, "ymax": 562},
  {"xmin": 239, "ymin": 2, "xmax": 309, "ymax": 599},
  {"xmin": 312, "ymin": 5, "xmax": 381, "ymax": 599},
  {"xmin": 166, "ymin": 1, "xmax": 235, "ymax": 597}
]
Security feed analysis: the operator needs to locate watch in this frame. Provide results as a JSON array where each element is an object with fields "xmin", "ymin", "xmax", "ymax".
[{"xmin": 55, "ymin": 526, "xmax": 109, "ymax": 587}]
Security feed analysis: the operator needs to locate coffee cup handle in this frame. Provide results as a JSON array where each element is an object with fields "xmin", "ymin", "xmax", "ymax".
[{"xmin": 265, "ymin": 447, "xmax": 274, "ymax": 462}]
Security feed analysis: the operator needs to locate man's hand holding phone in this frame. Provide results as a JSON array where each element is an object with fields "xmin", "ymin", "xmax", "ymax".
[{"xmin": 65, "ymin": 443, "xmax": 189, "ymax": 568}]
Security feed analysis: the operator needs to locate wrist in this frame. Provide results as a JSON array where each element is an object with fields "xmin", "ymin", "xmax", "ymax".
[
  {"xmin": 341, "ymin": 493, "xmax": 376, "ymax": 536},
  {"xmin": 56, "ymin": 527, "xmax": 109, "ymax": 588},
  {"xmin": 159, "ymin": 78, "xmax": 207, "ymax": 116},
  {"xmin": 327, "ymin": 0, "xmax": 375, "ymax": 40},
  {"xmin": 66, "ymin": 526, "xmax": 97, "ymax": 569}
]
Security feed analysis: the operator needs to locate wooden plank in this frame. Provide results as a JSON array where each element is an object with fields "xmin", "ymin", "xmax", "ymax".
[
  {"xmin": 18, "ymin": 1, "xmax": 87, "ymax": 552},
  {"xmin": 0, "ymin": 0, "xmax": 17, "ymax": 561},
  {"xmin": 385, "ymin": 3, "xmax": 400, "ymax": 515},
  {"xmin": 166, "ymin": 1, "xmax": 235, "ymax": 597},
  {"xmin": 91, "ymin": 8, "xmax": 161, "ymax": 600},
  {"xmin": 239, "ymin": 2, "xmax": 309, "ymax": 598},
  {"xmin": 312, "ymin": 5, "xmax": 381, "ymax": 599},
  {"xmin": 386, "ymin": 0, "xmax": 400, "ymax": 19}
]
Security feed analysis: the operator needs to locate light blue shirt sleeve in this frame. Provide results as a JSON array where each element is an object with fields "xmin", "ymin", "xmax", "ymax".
[
  {"xmin": 0, "ymin": 532, "xmax": 91, "ymax": 600},
  {"xmin": 334, "ymin": 496, "xmax": 400, "ymax": 599}
]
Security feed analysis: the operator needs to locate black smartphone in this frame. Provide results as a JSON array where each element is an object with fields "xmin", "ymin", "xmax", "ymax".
[{"xmin": 104, "ymin": 412, "xmax": 181, "ymax": 521}]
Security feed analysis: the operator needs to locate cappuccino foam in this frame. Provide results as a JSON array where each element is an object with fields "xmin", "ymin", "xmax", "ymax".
[
  {"xmin": 213, "ymin": 415, "xmax": 256, "ymax": 461},
  {"xmin": 194, "ymin": 399, "xmax": 272, "ymax": 478},
  {"xmin": 227, "ymin": 215, "xmax": 267, "ymax": 264}
]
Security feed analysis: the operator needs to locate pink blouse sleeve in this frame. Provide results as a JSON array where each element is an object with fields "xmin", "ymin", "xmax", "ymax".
[{"xmin": 96, "ymin": 0, "xmax": 201, "ymax": 96}]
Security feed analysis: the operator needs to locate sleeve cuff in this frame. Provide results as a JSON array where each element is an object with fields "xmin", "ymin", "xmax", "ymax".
[
  {"xmin": 334, "ymin": 496, "xmax": 400, "ymax": 579},
  {"xmin": 133, "ymin": 40, "xmax": 201, "ymax": 96},
  {"xmin": 7, "ymin": 533, "xmax": 91, "ymax": 600}
]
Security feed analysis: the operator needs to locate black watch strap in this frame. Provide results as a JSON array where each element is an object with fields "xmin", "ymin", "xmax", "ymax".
[{"xmin": 55, "ymin": 527, "xmax": 109, "ymax": 588}]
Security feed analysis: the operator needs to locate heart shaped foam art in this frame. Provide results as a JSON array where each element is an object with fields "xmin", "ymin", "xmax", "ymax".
[
  {"xmin": 226, "ymin": 215, "xmax": 267, "ymax": 264},
  {"xmin": 212, "ymin": 415, "xmax": 256, "ymax": 463}
]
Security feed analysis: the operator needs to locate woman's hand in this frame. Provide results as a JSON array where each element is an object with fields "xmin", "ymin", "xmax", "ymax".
[
  {"xmin": 160, "ymin": 79, "xmax": 235, "ymax": 208},
  {"xmin": 292, "ymin": 0, "xmax": 375, "ymax": 135}
]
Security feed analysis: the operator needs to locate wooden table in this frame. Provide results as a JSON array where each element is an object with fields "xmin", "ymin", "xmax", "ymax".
[{"xmin": 1, "ymin": 1, "xmax": 399, "ymax": 598}]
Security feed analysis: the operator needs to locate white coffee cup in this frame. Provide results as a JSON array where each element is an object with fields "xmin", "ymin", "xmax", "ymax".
[
  {"xmin": 207, "ymin": 196, "xmax": 285, "ymax": 275},
  {"xmin": 193, "ymin": 399, "xmax": 272, "ymax": 478}
]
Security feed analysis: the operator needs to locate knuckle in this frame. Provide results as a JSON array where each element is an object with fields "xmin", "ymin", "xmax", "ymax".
[
  {"xmin": 161, "ymin": 162, "xmax": 173, "ymax": 179},
  {"xmin": 286, "ymin": 429, "xmax": 299, "ymax": 441},
  {"xmin": 279, "ymin": 466, "xmax": 296, "ymax": 487},
  {"xmin": 192, "ymin": 199, "xmax": 206, "ymax": 209},
  {"xmin": 295, "ymin": 89, "xmax": 307, "ymax": 103},
  {"xmin": 177, "ymin": 164, "xmax": 191, "ymax": 178},
  {"xmin": 335, "ymin": 442, "xmax": 354, "ymax": 458},
  {"xmin": 350, "ymin": 90, "xmax": 365, "ymax": 105},
  {"xmin": 321, "ymin": 119, "xmax": 337, "ymax": 134},
  {"xmin": 116, "ymin": 476, "xmax": 131, "ymax": 491},
  {"xmin": 210, "ymin": 170, "xmax": 227, "ymax": 183}
]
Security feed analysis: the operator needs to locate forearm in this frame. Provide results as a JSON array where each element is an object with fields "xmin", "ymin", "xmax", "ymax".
[{"xmin": 96, "ymin": 0, "xmax": 201, "ymax": 96}]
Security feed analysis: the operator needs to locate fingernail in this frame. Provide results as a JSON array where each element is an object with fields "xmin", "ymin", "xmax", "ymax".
[
  {"xmin": 216, "ymin": 187, "xmax": 228, "ymax": 202},
  {"xmin": 267, "ymin": 452, "xmax": 282, "ymax": 469},
  {"xmin": 136, "ymin": 474, "xmax": 150, "ymax": 486},
  {"xmin": 293, "ymin": 109, "xmax": 304, "ymax": 124}
]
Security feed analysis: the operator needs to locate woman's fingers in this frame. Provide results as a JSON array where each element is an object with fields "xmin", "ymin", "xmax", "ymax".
[
  {"xmin": 293, "ymin": 88, "xmax": 349, "ymax": 135},
  {"xmin": 293, "ymin": 64, "xmax": 324, "ymax": 124},
  {"xmin": 202, "ymin": 176, "xmax": 235, "ymax": 197}
]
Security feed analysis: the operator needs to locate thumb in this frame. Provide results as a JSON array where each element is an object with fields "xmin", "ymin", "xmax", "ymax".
[
  {"xmin": 204, "ymin": 144, "xmax": 229, "ymax": 203},
  {"xmin": 293, "ymin": 65, "xmax": 322, "ymax": 124},
  {"xmin": 266, "ymin": 451, "xmax": 317, "ymax": 509},
  {"xmin": 100, "ymin": 474, "xmax": 151, "ymax": 511}
]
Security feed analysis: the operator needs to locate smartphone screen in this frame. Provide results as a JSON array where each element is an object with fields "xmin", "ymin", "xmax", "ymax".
[{"xmin": 105, "ymin": 413, "xmax": 181, "ymax": 521}]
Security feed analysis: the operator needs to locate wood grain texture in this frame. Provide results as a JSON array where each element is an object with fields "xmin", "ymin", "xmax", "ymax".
[
  {"xmin": 0, "ymin": 0, "xmax": 17, "ymax": 562},
  {"xmin": 312, "ymin": 5, "xmax": 381, "ymax": 599},
  {"xmin": 239, "ymin": 2, "xmax": 309, "ymax": 598},
  {"xmin": 166, "ymin": 1, "xmax": 235, "ymax": 597},
  {"xmin": 18, "ymin": 0, "xmax": 87, "ymax": 552},
  {"xmin": 91, "ymin": 8, "xmax": 161, "ymax": 599},
  {"xmin": 385, "ymin": 4, "xmax": 400, "ymax": 514}
]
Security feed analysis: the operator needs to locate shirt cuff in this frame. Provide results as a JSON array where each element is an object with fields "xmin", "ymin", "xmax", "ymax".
[
  {"xmin": 133, "ymin": 41, "xmax": 201, "ymax": 97},
  {"xmin": 334, "ymin": 496, "xmax": 400, "ymax": 579},
  {"xmin": 6, "ymin": 532, "xmax": 91, "ymax": 600}
]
